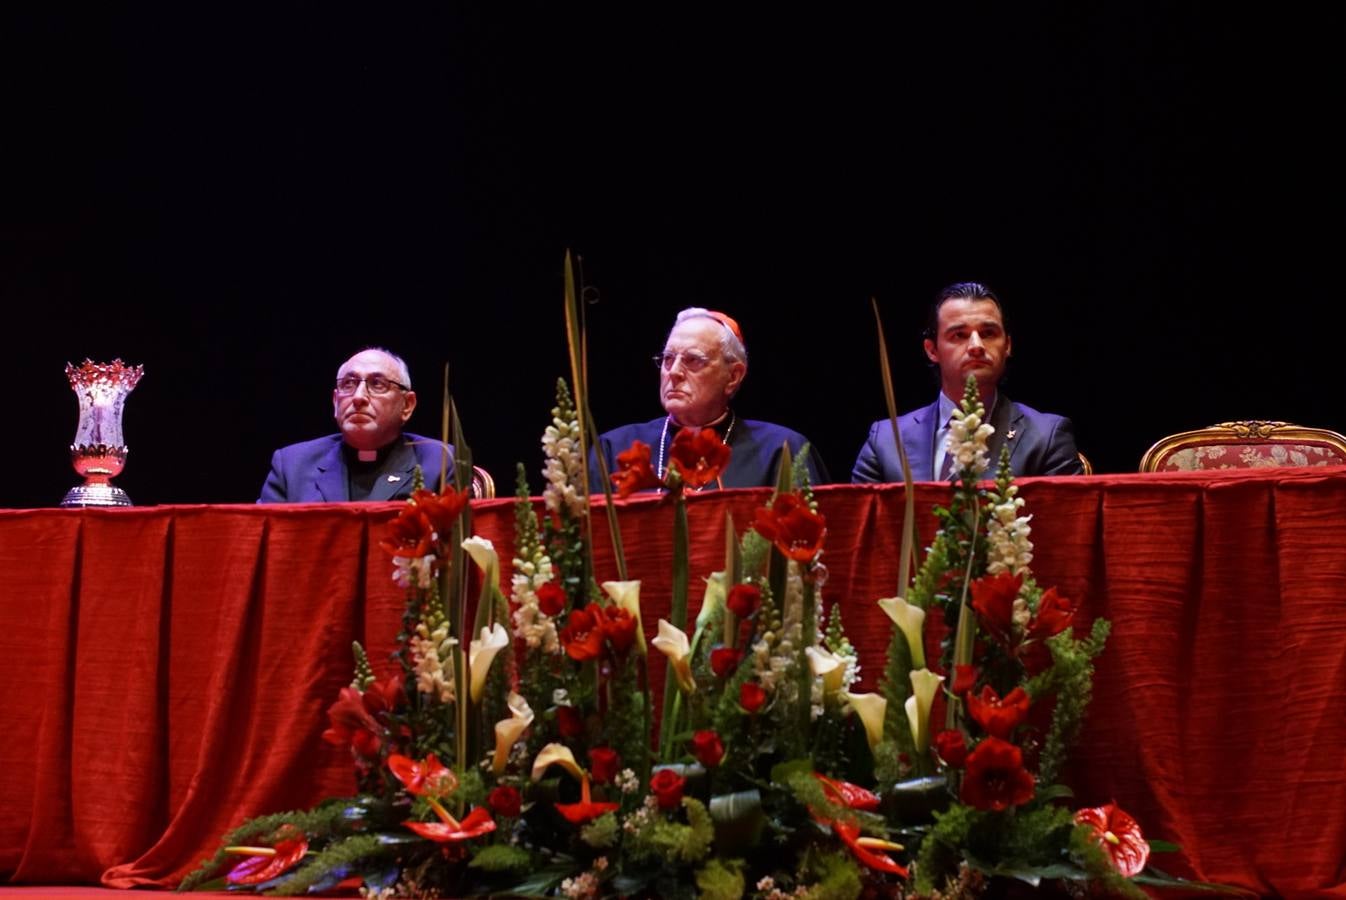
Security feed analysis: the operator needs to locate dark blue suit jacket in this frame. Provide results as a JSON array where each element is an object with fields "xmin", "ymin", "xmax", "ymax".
[
  {"xmin": 851, "ymin": 396, "xmax": 1082, "ymax": 483},
  {"xmin": 258, "ymin": 432, "xmax": 454, "ymax": 502},
  {"xmin": 592, "ymin": 415, "xmax": 830, "ymax": 491}
]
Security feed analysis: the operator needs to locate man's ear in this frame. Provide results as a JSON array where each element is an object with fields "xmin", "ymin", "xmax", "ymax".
[
  {"xmin": 400, "ymin": 390, "xmax": 418, "ymax": 423},
  {"xmin": 1005, "ymin": 335, "xmax": 1012, "ymax": 358},
  {"xmin": 923, "ymin": 338, "xmax": 938, "ymax": 364},
  {"xmin": 724, "ymin": 362, "xmax": 747, "ymax": 398}
]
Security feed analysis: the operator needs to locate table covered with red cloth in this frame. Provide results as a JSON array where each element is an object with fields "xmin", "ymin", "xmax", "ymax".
[{"xmin": 3, "ymin": 468, "xmax": 1345, "ymax": 897}]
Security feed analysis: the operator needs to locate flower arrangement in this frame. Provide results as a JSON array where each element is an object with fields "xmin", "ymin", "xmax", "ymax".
[{"xmin": 179, "ymin": 270, "xmax": 1218, "ymax": 897}]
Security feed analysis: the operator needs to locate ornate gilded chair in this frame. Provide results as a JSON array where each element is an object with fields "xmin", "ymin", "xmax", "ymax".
[
  {"xmin": 470, "ymin": 464, "xmax": 496, "ymax": 499},
  {"xmin": 1139, "ymin": 421, "xmax": 1346, "ymax": 472}
]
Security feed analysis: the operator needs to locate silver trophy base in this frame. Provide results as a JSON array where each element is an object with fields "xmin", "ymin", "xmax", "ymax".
[{"xmin": 61, "ymin": 483, "xmax": 132, "ymax": 507}]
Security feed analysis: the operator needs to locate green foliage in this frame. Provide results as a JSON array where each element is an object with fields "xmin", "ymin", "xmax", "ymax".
[
  {"xmin": 272, "ymin": 834, "xmax": 385, "ymax": 896},
  {"xmin": 1029, "ymin": 617, "xmax": 1111, "ymax": 785},
  {"xmin": 351, "ymin": 641, "xmax": 374, "ymax": 690},
  {"xmin": 626, "ymin": 798, "xmax": 715, "ymax": 865},
  {"xmin": 696, "ymin": 856, "xmax": 746, "ymax": 900},
  {"xmin": 914, "ymin": 802, "xmax": 980, "ymax": 894},
  {"xmin": 580, "ymin": 811, "xmax": 621, "ymax": 849},
  {"xmin": 799, "ymin": 847, "xmax": 863, "ymax": 900},
  {"xmin": 468, "ymin": 843, "xmax": 533, "ymax": 872}
]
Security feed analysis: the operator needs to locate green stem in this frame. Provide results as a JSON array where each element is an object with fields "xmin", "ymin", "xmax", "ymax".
[{"xmin": 659, "ymin": 495, "xmax": 690, "ymax": 761}]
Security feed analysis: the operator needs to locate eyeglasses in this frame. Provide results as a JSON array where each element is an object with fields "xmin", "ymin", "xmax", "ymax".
[
  {"xmin": 653, "ymin": 350, "xmax": 717, "ymax": 373},
  {"xmin": 334, "ymin": 374, "xmax": 409, "ymax": 396}
]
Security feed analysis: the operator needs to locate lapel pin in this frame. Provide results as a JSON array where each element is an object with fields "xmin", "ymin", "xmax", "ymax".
[
  {"xmin": 387, "ymin": 474, "xmax": 402, "ymax": 483},
  {"xmin": 1006, "ymin": 429, "xmax": 1017, "ymax": 440}
]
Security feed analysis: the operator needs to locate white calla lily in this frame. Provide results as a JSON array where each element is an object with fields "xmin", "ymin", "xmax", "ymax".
[
  {"xmin": 696, "ymin": 571, "xmax": 727, "ymax": 630},
  {"xmin": 878, "ymin": 596, "xmax": 925, "ymax": 669},
  {"xmin": 842, "ymin": 690, "xmax": 888, "ymax": 748},
  {"xmin": 492, "ymin": 692, "xmax": 534, "ymax": 774},
  {"xmin": 806, "ymin": 645, "xmax": 846, "ymax": 695},
  {"xmin": 531, "ymin": 741, "xmax": 583, "ymax": 782},
  {"xmin": 651, "ymin": 619, "xmax": 696, "ymax": 694},
  {"xmin": 905, "ymin": 668, "xmax": 945, "ymax": 754},
  {"xmin": 469, "ymin": 622, "xmax": 509, "ymax": 702},
  {"xmin": 461, "ymin": 536, "xmax": 499, "ymax": 577},
  {"xmin": 602, "ymin": 579, "xmax": 646, "ymax": 654}
]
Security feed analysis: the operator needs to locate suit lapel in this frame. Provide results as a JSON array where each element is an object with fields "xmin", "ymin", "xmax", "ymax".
[
  {"xmin": 314, "ymin": 440, "xmax": 347, "ymax": 501},
  {"xmin": 906, "ymin": 400, "xmax": 940, "ymax": 481},
  {"xmin": 369, "ymin": 439, "xmax": 418, "ymax": 501},
  {"xmin": 986, "ymin": 395, "xmax": 1023, "ymax": 471}
]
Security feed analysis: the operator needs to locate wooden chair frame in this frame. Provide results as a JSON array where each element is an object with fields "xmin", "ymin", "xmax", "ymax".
[{"xmin": 1139, "ymin": 420, "xmax": 1346, "ymax": 472}]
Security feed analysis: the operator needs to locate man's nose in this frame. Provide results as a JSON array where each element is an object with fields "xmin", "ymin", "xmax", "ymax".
[{"xmin": 968, "ymin": 333, "xmax": 985, "ymax": 353}]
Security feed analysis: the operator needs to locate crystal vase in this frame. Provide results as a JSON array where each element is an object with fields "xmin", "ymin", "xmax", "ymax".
[{"xmin": 60, "ymin": 358, "xmax": 144, "ymax": 507}]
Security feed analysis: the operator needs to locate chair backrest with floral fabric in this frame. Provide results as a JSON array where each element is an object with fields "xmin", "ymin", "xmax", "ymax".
[{"xmin": 1139, "ymin": 420, "xmax": 1346, "ymax": 472}]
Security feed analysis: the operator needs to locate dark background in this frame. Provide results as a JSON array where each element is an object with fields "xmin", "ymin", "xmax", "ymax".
[{"xmin": 3, "ymin": 6, "xmax": 1342, "ymax": 508}]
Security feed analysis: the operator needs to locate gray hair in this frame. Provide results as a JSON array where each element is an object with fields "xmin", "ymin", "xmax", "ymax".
[
  {"xmin": 343, "ymin": 346, "xmax": 413, "ymax": 389},
  {"xmin": 673, "ymin": 307, "xmax": 748, "ymax": 366}
]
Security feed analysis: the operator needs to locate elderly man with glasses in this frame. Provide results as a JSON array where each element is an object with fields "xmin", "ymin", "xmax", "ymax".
[
  {"xmin": 258, "ymin": 347, "xmax": 454, "ymax": 502},
  {"xmin": 591, "ymin": 307, "xmax": 829, "ymax": 492}
]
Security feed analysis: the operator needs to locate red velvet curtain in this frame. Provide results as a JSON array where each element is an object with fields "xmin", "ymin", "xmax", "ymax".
[{"xmin": 3, "ymin": 469, "xmax": 1345, "ymax": 897}]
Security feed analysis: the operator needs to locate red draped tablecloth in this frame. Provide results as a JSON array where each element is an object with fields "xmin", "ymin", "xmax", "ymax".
[{"xmin": 3, "ymin": 469, "xmax": 1345, "ymax": 897}]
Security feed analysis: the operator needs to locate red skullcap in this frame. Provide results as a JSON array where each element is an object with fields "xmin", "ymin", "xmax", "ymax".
[{"xmin": 704, "ymin": 310, "xmax": 744, "ymax": 346}]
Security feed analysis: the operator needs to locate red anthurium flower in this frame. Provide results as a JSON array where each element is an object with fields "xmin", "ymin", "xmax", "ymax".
[
  {"xmin": 951, "ymin": 664, "xmax": 977, "ymax": 697},
  {"xmin": 225, "ymin": 826, "xmax": 308, "ymax": 885},
  {"xmin": 612, "ymin": 440, "xmax": 663, "ymax": 498},
  {"xmin": 933, "ymin": 729, "xmax": 968, "ymax": 768},
  {"xmin": 488, "ymin": 785, "xmax": 522, "ymax": 818},
  {"xmin": 960, "ymin": 736, "xmax": 1035, "ymax": 811},
  {"xmin": 752, "ymin": 493, "xmax": 827, "ymax": 563},
  {"xmin": 535, "ymin": 581, "xmax": 567, "ymax": 617},
  {"xmin": 322, "ymin": 686, "xmax": 384, "ymax": 757},
  {"xmin": 405, "ymin": 805, "xmax": 496, "ymax": 842},
  {"xmin": 813, "ymin": 773, "xmax": 881, "ymax": 812},
  {"xmin": 1074, "ymin": 802, "xmax": 1150, "ymax": 877},
  {"xmin": 969, "ymin": 571, "xmax": 1024, "ymax": 648},
  {"xmin": 589, "ymin": 747, "xmax": 620, "ymax": 784},
  {"xmin": 709, "ymin": 646, "xmax": 744, "ymax": 678},
  {"xmin": 410, "ymin": 487, "xmax": 471, "ymax": 543},
  {"xmin": 649, "ymin": 769, "xmax": 685, "ymax": 810},
  {"xmin": 555, "ymin": 773, "xmax": 620, "ymax": 824},
  {"xmin": 559, "ymin": 607, "xmax": 606, "ymax": 661},
  {"xmin": 726, "ymin": 583, "xmax": 761, "ymax": 618},
  {"xmin": 740, "ymin": 682, "xmax": 767, "ymax": 713},
  {"xmin": 966, "ymin": 685, "xmax": 1032, "ymax": 740},
  {"xmin": 833, "ymin": 821, "xmax": 909, "ymax": 877},
  {"xmin": 388, "ymin": 753, "xmax": 457, "ymax": 799},
  {"xmin": 379, "ymin": 507, "xmax": 433, "ymax": 559},
  {"xmin": 690, "ymin": 730, "xmax": 725, "ymax": 768},
  {"xmin": 667, "ymin": 427, "xmax": 732, "ymax": 489},
  {"xmin": 1027, "ymin": 587, "xmax": 1076, "ymax": 641},
  {"xmin": 601, "ymin": 605, "xmax": 638, "ymax": 655},
  {"xmin": 555, "ymin": 705, "xmax": 584, "ymax": 739}
]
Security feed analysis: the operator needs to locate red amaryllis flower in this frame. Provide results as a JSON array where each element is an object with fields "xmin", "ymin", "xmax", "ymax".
[
  {"xmin": 559, "ymin": 607, "xmax": 605, "ymax": 661},
  {"xmin": 969, "ymin": 571, "xmax": 1023, "ymax": 648},
  {"xmin": 379, "ymin": 507, "xmax": 433, "ymax": 559},
  {"xmin": 405, "ymin": 806, "xmax": 496, "ymax": 842},
  {"xmin": 488, "ymin": 785, "xmax": 522, "ymax": 818},
  {"xmin": 960, "ymin": 736, "xmax": 1035, "ymax": 811},
  {"xmin": 388, "ymin": 753, "xmax": 457, "ymax": 799},
  {"xmin": 555, "ymin": 705, "xmax": 584, "ymax": 739},
  {"xmin": 726, "ymin": 583, "xmax": 761, "ymax": 618},
  {"xmin": 649, "ymin": 769, "xmax": 685, "ymax": 810},
  {"xmin": 966, "ymin": 685, "xmax": 1031, "ymax": 740},
  {"xmin": 410, "ymin": 487, "xmax": 471, "ymax": 542},
  {"xmin": 740, "ymin": 681, "xmax": 767, "ymax": 713},
  {"xmin": 690, "ymin": 730, "xmax": 725, "ymax": 768},
  {"xmin": 666, "ymin": 427, "xmax": 732, "ymax": 489},
  {"xmin": 611, "ymin": 440, "xmax": 662, "ymax": 498},
  {"xmin": 1074, "ymin": 802, "xmax": 1150, "ymax": 877},
  {"xmin": 535, "ymin": 581, "xmax": 567, "ymax": 617},
  {"xmin": 833, "ymin": 821, "xmax": 909, "ymax": 876},
  {"xmin": 951, "ymin": 664, "xmax": 977, "ymax": 697},
  {"xmin": 601, "ymin": 605, "xmax": 638, "ymax": 655},
  {"xmin": 589, "ymin": 747, "xmax": 620, "ymax": 784},
  {"xmin": 322, "ymin": 687, "xmax": 385, "ymax": 757},
  {"xmin": 813, "ymin": 773, "xmax": 881, "ymax": 812},
  {"xmin": 1027, "ymin": 587, "xmax": 1076, "ymax": 641},
  {"xmin": 225, "ymin": 826, "xmax": 308, "ymax": 885},
  {"xmin": 752, "ymin": 492, "xmax": 826, "ymax": 563},
  {"xmin": 709, "ymin": 646, "xmax": 743, "ymax": 678},
  {"xmin": 933, "ymin": 729, "xmax": 968, "ymax": 768}
]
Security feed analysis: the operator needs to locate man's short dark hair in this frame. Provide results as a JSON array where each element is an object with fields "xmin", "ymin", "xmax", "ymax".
[{"xmin": 923, "ymin": 281, "xmax": 1007, "ymax": 343}]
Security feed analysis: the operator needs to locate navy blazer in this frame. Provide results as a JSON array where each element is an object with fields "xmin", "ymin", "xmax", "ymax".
[
  {"xmin": 851, "ymin": 396, "xmax": 1082, "ymax": 483},
  {"xmin": 258, "ymin": 432, "xmax": 455, "ymax": 502},
  {"xmin": 592, "ymin": 415, "xmax": 830, "ymax": 491}
]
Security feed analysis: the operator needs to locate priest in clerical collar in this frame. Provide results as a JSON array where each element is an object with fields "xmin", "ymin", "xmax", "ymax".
[{"xmin": 592, "ymin": 307, "xmax": 829, "ymax": 493}]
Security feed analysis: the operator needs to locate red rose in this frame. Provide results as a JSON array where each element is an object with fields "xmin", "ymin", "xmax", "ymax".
[
  {"xmin": 488, "ymin": 785, "xmax": 522, "ymax": 818},
  {"xmin": 740, "ymin": 682, "xmax": 767, "ymax": 713},
  {"xmin": 709, "ymin": 646, "xmax": 743, "ymax": 678},
  {"xmin": 589, "ymin": 747, "xmax": 620, "ymax": 784},
  {"xmin": 555, "ymin": 705, "xmax": 584, "ymax": 739},
  {"xmin": 690, "ymin": 730, "xmax": 725, "ymax": 768},
  {"xmin": 649, "ymin": 769, "xmax": 685, "ymax": 810},
  {"xmin": 933, "ymin": 729, "xmax": 968, "ymax": 768},
  {"xmin": 960, "ymin": 736, "xmax": 1035, "ymax": 811},
  {"xmin": 535, "ymin": 581, "xmax": 567, "ymax": 617},
  {"xmin": 726, "ymin": 583, "xmax": 761, "ymax": 618}
]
